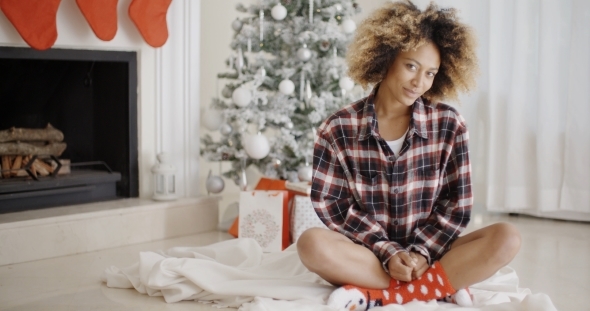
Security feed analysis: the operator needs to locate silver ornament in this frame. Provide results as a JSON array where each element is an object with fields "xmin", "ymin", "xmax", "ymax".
[
  {"xmin": 272, "ymin": 158, "xmax": 282, "ymax": 168},
  {"xmin": 206, "ymin": 170, "xmax": 225, "ymax": 194},
  {"xmin": 297, "ymin": 44, "xmax": 312, "ymax": 61},
  {"xmin": 219, "ymin": 123, "xmax": 233, "ymax": 136},
  {"xmin": 297, "ymin": 165, "xmax": 313, "ymax": 182},
  {"xmin": 285, "ymin": 121, "xmax": 294, "ymax": 129},
  {"xmin": 221, "ymin": 85, "xmax": 233, "ymax": 98},
  {"xmin": 232, "ymin": 18, "xmax": 243, "ymax": 32}
]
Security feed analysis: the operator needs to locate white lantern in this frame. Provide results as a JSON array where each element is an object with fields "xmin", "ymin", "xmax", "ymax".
[{"xmin": 151, "ymin": 152, "xmax": 177, "ymax": 201}]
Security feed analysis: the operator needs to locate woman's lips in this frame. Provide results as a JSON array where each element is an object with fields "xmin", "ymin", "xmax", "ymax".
[{"xmin": 403, "ymin": 87, "xmax": 418, "ymax": 97}]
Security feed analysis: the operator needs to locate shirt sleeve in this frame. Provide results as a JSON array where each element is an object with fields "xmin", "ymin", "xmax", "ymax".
[
  {"xmin": 407, "ymin": 125, "xmax": 472, "ymax": 264},
  {"xmin": 310, "ymin": 129, "xmax": 406, "ymax": 270}
]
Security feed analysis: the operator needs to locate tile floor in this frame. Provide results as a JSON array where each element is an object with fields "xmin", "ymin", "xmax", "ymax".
[{"xmin": 0, "ymin": 211, "xmax": 588, "ymax": 311}]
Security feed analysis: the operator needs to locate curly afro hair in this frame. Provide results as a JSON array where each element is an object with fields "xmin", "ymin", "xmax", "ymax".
[{"xmin": 346, "ymin": 1, "xmax": 478, "ymax": 102}]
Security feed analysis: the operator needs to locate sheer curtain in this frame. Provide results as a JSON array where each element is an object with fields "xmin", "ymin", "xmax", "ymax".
[{"xmin": 413, "ymin": 0, "xmax": 590, "ymax": 220}]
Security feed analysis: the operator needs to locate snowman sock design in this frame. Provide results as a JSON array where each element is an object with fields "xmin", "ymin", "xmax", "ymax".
[
  {"xmin": 444, "ymin": 288, "xmax": 473, "ymax": 306},
  {"xmin": 327, "ymin": 261, "xmax": 456, "ymax": 310}
]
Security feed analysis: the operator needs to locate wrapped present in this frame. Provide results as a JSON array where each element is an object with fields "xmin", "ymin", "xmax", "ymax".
[
  {"xmin": 290, "ymin": 195, "xmax": 328, "ymax": 243},
  {"xmin": 238, "ymin": 190, "xmax": 289, "ymax": 252}
]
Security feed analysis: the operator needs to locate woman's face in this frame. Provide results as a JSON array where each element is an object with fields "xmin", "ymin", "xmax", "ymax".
[{"xmin": 380, "ymin": 42, "xmax": 441, "ymax": 107}]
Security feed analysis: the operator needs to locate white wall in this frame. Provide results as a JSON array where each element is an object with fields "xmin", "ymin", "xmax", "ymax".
[
  {"xmin": 199, "ymin": 0, "xmax": 389, "ymax": 222},
  {"xmin": 0, "ymin": 0, "xmax": 201, "ymax": 199}
]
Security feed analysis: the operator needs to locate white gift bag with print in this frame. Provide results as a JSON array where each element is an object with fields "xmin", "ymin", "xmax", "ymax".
[{"xmin": 239, "ymin": 190, "xmax": 289, "ymax": 252}]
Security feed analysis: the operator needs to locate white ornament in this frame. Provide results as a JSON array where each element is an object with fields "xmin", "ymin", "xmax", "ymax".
[
  {"xmin": 232, "ymin": 18, "xmax": 243, "ymax": 32},
  {"xmin": 206, "ymin": 171, "xmax": 225, "ymax": 194},
  {"xmin": 285, "ymin": 121, "xmax": 294, "ymax": 129},
  {"xmin": 221, "ymin": 85, "xmax": 233, "ymax": 98},
  {"xmin": 202, "ymin": 109, "xmax": 223, "ymax": 131},
  {"xmin": 232, "ymin": 87, "xmax": 252, "ymax": 107},
  {"xmin": 271, "ymin": 3, "xmax": 287, "ymax": 21},
  {"xmin": 297, "ymin": 165, "xmax": 313, "ymax": 182},
  {"xmin": 279, "ymin": 79, "xmax": 295, "ymax": 95},
  {"xmin": 257, "ymin": 67, "xmax": 266, "ymax": 79},
  {"xmin": 335, "ymin": 4, "xmax": 342, "ymax": 11},
  {"xmin": 244, "ymin": 133, "xmax": 270, "ymax": 159},
  {"xmin": 339, "ymin": 76, "xmax": 355, "ymax": 91},
  {"xmin": 297, "ymin": 44, "xmax": 312, "ymax": 61},
  {"xmin": 219, "ymin": 123, "xmax": 233, "ymax": 136},
  {"xmin": 341, "ymin": 19, "xmax": 357, "ymax": 34}
]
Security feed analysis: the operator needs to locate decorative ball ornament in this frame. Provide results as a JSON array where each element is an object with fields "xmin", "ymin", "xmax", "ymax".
[
  {"xmin": 244, "ymin": 133, "xmax": 270, "ymax": 159},
  {"xmin": 319, "ymin": 40, "xmax": 331, "ymax": 52},
  {"xmin": 271, "ymin": 3, "xmax": 288, "ymax": 21},
  {"xmin": 297, "ymin": 44, "xmax": 312, "ymax": 62},
  {"xmin": 219, "ymin": 123, "xmax": 233, "ymax": 136},
  {"xmin": 285, "ymin": 121, "xmax": 294, "ymax": 129},
  {"xmin": 339, "ymin": 76, "xmax": 355, "ymax": 91},
  {"xmin": 221, "ymin": 85, "xmax": 233, "ymax": 98},
  {"xmin": 232, "ymin": 87, "xmax": 252, "ymax": 107},
  {"xmin": 297, "ymin": 165, "xmax": 313, "ymax": 182},
  {"xmin": 334, "ymin": 4, "xmax": 343, "ymax": 11},
  {"xmin": 271, "ymin": 158, "xmax": 282, "ymax": 169},
  {"xmin": 202, "ymin": 109, "xmax": 223, "ymax": 131},
  {"xmin": 231, "ymin": 18, "xmax": 243, "ymax": 32},
  {"xmin": 341, "ymin": 19, "xmax": 357, "ymax": 34},
  {"xmin": 279, "ymin": 79, "xmax": 295, "ymax": 95},
  {"xmin": 206, "ymin": 170, "xmax": 225, "ymax": 194}
]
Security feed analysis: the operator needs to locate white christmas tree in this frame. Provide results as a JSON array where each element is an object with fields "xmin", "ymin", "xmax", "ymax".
[{"xmin": 201, "ymin": 0, "xmax": 363, "ymax": 190}]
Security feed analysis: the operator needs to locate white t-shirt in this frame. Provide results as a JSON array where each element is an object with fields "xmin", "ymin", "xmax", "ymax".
[{"xmin": 386, "ymin": 128, "xmax": 409, "ymax": 156}]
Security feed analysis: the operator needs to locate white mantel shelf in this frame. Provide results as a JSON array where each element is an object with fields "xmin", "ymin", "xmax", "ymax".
[{"xmin": 0, "ymin": 196, "xmax": 220, "ymax": 266}]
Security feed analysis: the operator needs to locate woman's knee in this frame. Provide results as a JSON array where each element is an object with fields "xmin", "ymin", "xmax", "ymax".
[
  {"xmin": 488, "ymin": 222, "xmax": 521, "ymax": 264},
  {"xmin": 297, "ymin": 228, "xmax": 336, "ymax": 271}
]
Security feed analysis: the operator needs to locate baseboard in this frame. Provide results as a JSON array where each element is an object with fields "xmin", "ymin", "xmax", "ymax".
[{"xmin": 0, "ymin": 196, "xmax": 221, "ymax": 266}]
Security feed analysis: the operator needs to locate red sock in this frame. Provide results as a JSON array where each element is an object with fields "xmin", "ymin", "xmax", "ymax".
[
  {"xmin": 128, "ymin": 0, "xmax": 172, "ymax": 48},
  {"xmin": 75, "ymin": 0, "xmax": 118, "ymax": 41},
  {"xmin": 0, "ymin": 0, "xmax": 61, "ymax": 50},
  {"xmin": 328, "ymin": 262, "xmax": 456, "ymax": 310}
]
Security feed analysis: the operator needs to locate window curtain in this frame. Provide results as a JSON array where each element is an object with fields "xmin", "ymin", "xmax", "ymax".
[{"xmin": 413, "ymin": 0, "xmax": 590, "ymax": 220}]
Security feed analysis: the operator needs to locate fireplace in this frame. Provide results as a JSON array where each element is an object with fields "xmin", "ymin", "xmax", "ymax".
[{"xmin": 0, "ymin": 47, "xmax": 138, "ymax": 213}]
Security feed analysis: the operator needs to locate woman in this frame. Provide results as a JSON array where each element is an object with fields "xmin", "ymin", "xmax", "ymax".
[{"xmin": 297, "ymin": 1, "xmax": 521, "ymax": 309}]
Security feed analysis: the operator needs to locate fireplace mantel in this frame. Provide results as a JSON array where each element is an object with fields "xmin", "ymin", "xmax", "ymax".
[{"xmin": 0, "ymin": 0, "xmax": 202, "ymax": 199}]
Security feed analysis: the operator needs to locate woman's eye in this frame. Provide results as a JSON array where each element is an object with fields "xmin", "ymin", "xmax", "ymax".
[{"xmin": 406, "ymin": 64, "xmax": 416, "ymax": 70}]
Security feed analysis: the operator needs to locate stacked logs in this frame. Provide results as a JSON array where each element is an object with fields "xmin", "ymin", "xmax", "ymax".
[{"xmin": 0, "ymin": 124, "xmax": 68, "ymax": 179}]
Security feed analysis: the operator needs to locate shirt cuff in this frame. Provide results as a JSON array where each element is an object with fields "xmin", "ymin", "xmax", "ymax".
[
  {"xmin": 408, "ymin": 244, "xmax": 432, "ymax": 265},
  {"xmin": 373, "ymin": 241, "xmax": 406, "ymax": 273}
]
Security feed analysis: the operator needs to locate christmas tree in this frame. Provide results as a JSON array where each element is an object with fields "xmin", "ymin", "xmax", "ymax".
[{"xmin": 201, "ymin": 0, "xmax": 362, "ymax": 190}]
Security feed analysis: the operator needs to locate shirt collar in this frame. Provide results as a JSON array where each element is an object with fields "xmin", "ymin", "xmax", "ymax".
[{"xmin": 358, "ymin": 85, "xmax": 430, "ymax": 141}]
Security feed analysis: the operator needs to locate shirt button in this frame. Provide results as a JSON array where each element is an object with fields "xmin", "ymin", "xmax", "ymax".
[
  {"xmin": 388, "ymin": 156, "xmax": 395, "ymax": 161},
  {"xmin": 393, "ymin": 220, "xmax": 399, "ymax": 225},
  {"xmin": 393, "ymin": 188, "xmax": 399, "ymax": 194}
]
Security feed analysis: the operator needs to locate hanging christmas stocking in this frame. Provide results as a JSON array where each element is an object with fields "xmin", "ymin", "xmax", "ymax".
[
  {"xmin": 0, "ymin": 0, "xmax": 61, "ymax": 50},
  {"xmin": 128, "ymin": 0, "xmax": 172, "ymax": 48},
  {"xmin": 76, "ymin": 0, "xmax": 118, "ymax": 41}
]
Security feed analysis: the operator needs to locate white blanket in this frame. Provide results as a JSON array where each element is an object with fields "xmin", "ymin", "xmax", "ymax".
[{"xmin": 102, "ymin": 238, "xmax": 557, "ymax": 311}]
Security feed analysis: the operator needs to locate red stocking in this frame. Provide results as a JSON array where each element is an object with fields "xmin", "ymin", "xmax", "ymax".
[
  {"xmin": 0, "ymin": 0, "xmax": 61, "ymax": 50},
  {"xmin": 128, "ymin": 0, "xmax": 172, "ymax": 48},
  {"xmin": 76, "ymin": 0, "xmax": 118, "ymax": 41}
]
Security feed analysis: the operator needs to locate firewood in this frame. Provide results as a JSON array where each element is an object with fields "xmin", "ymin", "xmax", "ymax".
[
  {"xmin": 0, "ymin": 124, "xmax": 64, "ymax": 143},
  {"xmin": 33, "ymin": 159, "xmax": 50, "ymax": 176},
  {"xmin": 11, "ymin": 155, "xmax": 23, "ymax": 177},
  {"xmin": 51, "ymin": 159, "xmax": 71, "ymax": 175},
  {"xmin": 0, "ymin": 142, "xmax": 67, "ymax": 156},
  {"xmin": 22, "ymin": 156, "xmax": 37, "ymax": 178},
  {"xmin": 35, "ymin": 158, "xmax": 54, "ymax": 174},
  {"xmin": 1, "ymin": 156, "xmax": 11, "ymax": 178}
]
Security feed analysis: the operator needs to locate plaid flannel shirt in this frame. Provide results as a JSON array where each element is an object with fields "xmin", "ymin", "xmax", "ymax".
[{"xmin": 311, "ymin": 86, "xmax": 472, "ymax": 268}]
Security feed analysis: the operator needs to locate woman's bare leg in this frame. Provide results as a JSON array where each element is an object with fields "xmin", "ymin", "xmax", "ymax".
[
  {"xmin": 440, "ymin": 222, "xmax": 521, "ymax": 290},
  {"xmin": 297, "ymin": 228, "xmax": 390, "ymax": 289}
]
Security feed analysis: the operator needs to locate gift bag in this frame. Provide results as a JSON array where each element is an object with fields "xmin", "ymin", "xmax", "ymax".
[
  {"xmin": 238, "ymin": 190, "xmax": 290, "ymax": 252},
  {"xmin": 290, "ymin": 195, "xmax": 328, "ymax": 243}
]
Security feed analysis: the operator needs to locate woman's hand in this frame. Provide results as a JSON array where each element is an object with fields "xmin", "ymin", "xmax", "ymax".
[
  {"xmin": 409, "ymin": 252, "xmax": 428, "ymax": 280},
  {"xmin": 387, "ymin": 252, "xmax": 416, "ymax": 282}
]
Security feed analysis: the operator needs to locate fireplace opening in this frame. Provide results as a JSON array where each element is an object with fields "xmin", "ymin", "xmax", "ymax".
[{"xmin": 0, "ymin": 47, "xmax": 138, "ymax": 213}]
